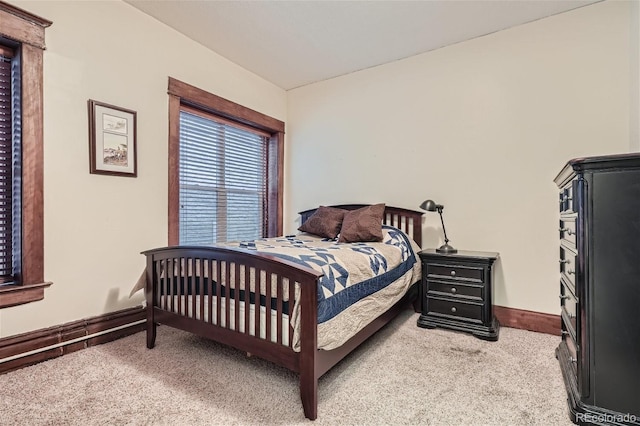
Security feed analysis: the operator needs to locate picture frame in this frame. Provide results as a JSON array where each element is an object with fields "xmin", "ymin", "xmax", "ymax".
[{"xmin": 88, "ymin": 99, "xmax": 137, "ymax": 177}]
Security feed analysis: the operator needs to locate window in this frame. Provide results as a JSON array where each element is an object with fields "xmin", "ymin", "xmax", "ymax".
[
  {"xmin": 168, "ymin": 78, "xmax": 284, "ymax": 245},
  {"xmin": 0, "ymin": 3, "xmax": 52, "ymax": 308},
  {"xmin": 179, "ymin": 107, "xmax": 270, "ymax": 244}
]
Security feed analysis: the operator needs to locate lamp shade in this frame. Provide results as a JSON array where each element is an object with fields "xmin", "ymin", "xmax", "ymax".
[{"xmin": 420, "ymin": 199, "xmax": 438, "ymax": 212}]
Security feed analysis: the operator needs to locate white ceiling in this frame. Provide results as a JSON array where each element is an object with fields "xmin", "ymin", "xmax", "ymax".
[{"xmin": 125, "ymin": 0, "xmax": 601, "ymax": 90}]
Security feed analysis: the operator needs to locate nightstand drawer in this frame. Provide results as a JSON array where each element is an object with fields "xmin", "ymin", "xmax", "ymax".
[
  {"xmin": 426, "ymin": 297, "xmax": 483, "ymax": 322},
  {"xmin": 427, "ymin": 279, "xmax": 483, "ymax": 300},
  {"xmin": 427, "ymin": 264, "xmax": 483, "ymax": 282}
]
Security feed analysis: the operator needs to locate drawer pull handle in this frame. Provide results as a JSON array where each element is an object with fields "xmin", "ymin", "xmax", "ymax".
[
  {"xmin": 567, "ymin": 269, "xmax": 575, "ymax": 275},
  {"xmin": 451, "ymin": 307, "xmax": 457, "ymax": 313},
  {"xmin": 559, "ymin": 295, "xmax": 569, "ymax": 300},
  {"xmin": 450, "ymin": 271, "xmax": 456, "ymax": 276},
  {"xmin": 558, "ymin": 228, "xmax": 574, "ymax": 235},
  {"xmin": 559, "ymin": 259, "xmax": 571, "ymax": 264},
  {"xmin": 450, "ymin": 287, "xmax": 457, "ymax": 294},
  {"xmin": 561, "ymin": 331, "xmax": 570, "ymax": 336}
]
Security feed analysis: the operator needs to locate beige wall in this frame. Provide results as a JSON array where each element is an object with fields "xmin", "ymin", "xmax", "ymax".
[
  {"xmin": 0, "ymin": 1, "xmax": 286, "ymax": 337},
  {"xmin": 0, "ymin": 0, "xmax": 632, "ymax": 337},
  {"xmin": 286, "ymin": 1, "xmax": 631, "ymax": 314}
]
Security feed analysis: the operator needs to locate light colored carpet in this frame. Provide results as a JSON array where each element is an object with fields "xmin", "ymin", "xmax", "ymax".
[{"xmin": 0, "ymin": 309, "xmax": 572, "ymax": 425}]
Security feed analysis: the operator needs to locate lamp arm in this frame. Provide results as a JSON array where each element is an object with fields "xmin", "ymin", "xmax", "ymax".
[{"xmin": 438, "ymin": 209, "xmax": 450, "ymax": 244}]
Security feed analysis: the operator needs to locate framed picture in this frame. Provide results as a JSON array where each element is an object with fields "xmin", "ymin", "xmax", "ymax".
[{"xmin": 88, "ymin": 99, "xmax": 137, "ymax": 177}]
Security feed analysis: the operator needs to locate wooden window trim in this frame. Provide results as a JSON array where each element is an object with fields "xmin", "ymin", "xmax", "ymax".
[
  {"xmin": 0, "ymin": 2, "xmax": 52, "ymax": 308},
  {"xmin": 167, "ymin": 77, "xmax": 285, "ymax": 245}
]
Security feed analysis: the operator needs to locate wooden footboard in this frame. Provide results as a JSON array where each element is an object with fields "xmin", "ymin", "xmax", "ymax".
[{"xmin": 143, "ymin": 245, "xmax": 323, "ymax": 418}]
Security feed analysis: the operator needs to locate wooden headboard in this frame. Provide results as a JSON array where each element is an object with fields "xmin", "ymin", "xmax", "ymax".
[{"xmin": 298, "ymin": 204, "xmax": 424, "ymax": 247}]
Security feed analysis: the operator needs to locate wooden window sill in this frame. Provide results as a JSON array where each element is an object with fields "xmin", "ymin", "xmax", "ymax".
[{"xmin": 0, "ymin": 282, "xmax": 52, "ymax": 308}]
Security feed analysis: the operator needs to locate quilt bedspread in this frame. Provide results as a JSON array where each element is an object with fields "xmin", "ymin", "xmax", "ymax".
[{"xmin": 224, "ymin": 225, "xmax": 417, "ymax": 324}]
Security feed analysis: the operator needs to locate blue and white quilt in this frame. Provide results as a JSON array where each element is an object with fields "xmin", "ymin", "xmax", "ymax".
[
  {"xmin": 225, "ymin": 225, "xmax": 422, "ymax": 350},
  {"xmin": 232, "ymin": 225, "xmax": 415, "ymax": 323}
]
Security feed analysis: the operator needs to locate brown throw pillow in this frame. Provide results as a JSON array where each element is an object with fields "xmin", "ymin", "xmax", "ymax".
[
  {"xmin": 298, "ymin": 206, "xmax": 348, "ymax": 239},
  {"xmin": 338, "ymin": 203, "xmax": 386, "ymax": 243}
]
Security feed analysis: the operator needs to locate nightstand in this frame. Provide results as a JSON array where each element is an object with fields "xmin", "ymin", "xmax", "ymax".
[{"xmin": 417, "ymin": 249, "xmax": 500, "ymax": 341}]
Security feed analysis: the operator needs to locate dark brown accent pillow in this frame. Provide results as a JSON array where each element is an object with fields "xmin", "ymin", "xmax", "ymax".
[
  {"xmin": 298, "ymin": 206, "xmax": 348, "ymax": 239},
  {"xmin": 338, "ymin": 203, "xmax": 386, "ymax": 243}
]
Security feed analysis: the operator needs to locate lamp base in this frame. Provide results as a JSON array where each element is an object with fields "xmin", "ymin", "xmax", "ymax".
[{"xmin": 436, "ymin": 244, "xmax": 457, "ymax": 254}]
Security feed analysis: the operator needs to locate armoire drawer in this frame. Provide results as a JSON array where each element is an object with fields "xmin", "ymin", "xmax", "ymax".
[
  {"xmin": 565, "ymin": 332, "xmax": 578, "ymax": 369},
  {"xmin": 559, "ymin": 217, "xmax": 576, "ymax": 247},
  {"xmin": 560, "ymin": 283, "xmax": 578, "ymax": 338},
  {"xmin": 559, "ymin": 245, "xmax": 577, "ymax": 290},
  {"xmin": 559, "ymin": 182, "xmax": 575, "ymax": 214}
]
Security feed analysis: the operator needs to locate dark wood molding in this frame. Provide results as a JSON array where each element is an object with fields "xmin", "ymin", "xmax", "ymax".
[
  {"xmin": 494, "ymin": 305, "xmax": 561, "ymax": 336},
  {"xmin": 0, "ymin": 306, "xmax": 145, "ymax": 374},
  {"xmin": 0, "ymin": 1, "xmax": 52, "ymax": 49},
  {"xmin": 167, "ymin": 94, "xmax": 180, "ymax": 246},
  {"xmin": 166, "ymin": 77, "xmax": 285, "ymax": 242},
  {"xmin": 0, "ymin": 282, "xmax": 51, "ymax": 308},
  {"xmin": 20, "ymin": 42, "xmax": 45, "ymax": 286},
  {"xmin": 267, "ymin": 131, "xmax": 285, "ymax": 237},
  {"xmin": 167, "ymin": 77, "xmax": 284, "ymax": 133}
]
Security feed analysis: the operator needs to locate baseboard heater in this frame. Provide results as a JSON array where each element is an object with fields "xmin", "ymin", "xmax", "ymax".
[{"xmin": 0, "ymin": 306, "xmax": 146, "ymax": 373}]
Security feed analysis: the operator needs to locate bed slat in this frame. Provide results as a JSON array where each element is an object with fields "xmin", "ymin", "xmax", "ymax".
[
  {"xmin": 266, "ymin": 272, "xmax": 273, "ymax": 342},
  {"xmin": 235, "ymin": 263, "xmax": 240, "ymax": 331},
  {"xmin": 225, "ymin": 262, "xmax": 231, "ymax": 328},
  {"xmin": 206, "ymin": 259, "xmax": 213, "ymax": 325},
  {"xmin": 177, "ymin": 257, "xmax": 184, "ymax": 315},
  {"xmin": 289, "ymin": 279, "xmax": 295, "ymax": 340},
  {"xmin": 199, "ymin": 259, "xmax": 205, "ymax": 321},
  {"xmin": 216, "ymin": 261, "xmax": 222, "ymax": 326},
  {"xmin": 169, "ymin": 258, "xmax": 175, "ymax": 313},
  {"xmin": 254, "ymin": 270, "xmax": 261, "ymax": 338},
  {"xmin": 244, "ymin": 266, "xmax": 250, "ymax": 335},
  {"xmin": 189, "ymin": 258, "xmax": 196, "ymax": 317},
  {"xmin": 276, "ymin": 275, "xmax": 283, "ymax": 345}
]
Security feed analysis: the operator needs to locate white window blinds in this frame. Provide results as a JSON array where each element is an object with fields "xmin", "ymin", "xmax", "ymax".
[
  {"xmin": 0, "ymin": 44, "xmax": 19, "ymax": 284},
  {"xmin": 179, "ymin": 109, "xmax": 268, "ymax": 245}
]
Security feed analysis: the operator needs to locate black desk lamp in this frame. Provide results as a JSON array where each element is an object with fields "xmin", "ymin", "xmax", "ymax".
[{"xmin": 420, "ymin": 199, "xmax": 457, "ymax": 253}]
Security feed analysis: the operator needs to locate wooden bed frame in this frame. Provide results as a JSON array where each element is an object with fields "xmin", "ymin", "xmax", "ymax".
[{"xmin": 143, "ymin": 204, "xmax": 423, "ymax": 420}]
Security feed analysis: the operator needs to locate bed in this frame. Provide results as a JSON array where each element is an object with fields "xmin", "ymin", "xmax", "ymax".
[{"xmin": 140, "ymin": 204, "xmax": 423, "ymax": 419}]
